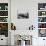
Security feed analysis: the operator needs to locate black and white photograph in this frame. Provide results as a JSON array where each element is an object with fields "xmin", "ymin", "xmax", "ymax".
[{"xmin": 17, "ymin": 10, "xmax": 29, "ymax": 19}]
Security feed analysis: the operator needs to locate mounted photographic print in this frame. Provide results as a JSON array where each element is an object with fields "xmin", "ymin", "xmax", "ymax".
[{"xmin": 17, "ymin": 9, "xmax": 29, "ymax": 19}]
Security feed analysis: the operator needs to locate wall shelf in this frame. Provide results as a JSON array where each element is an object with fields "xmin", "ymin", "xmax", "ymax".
[
  {"xmin": 0, "ymin": 22, "xmax": 8, "ymax": 23},
  {"xmin": 38, "ymin": 16, "xmax": 46, "ymax": 17},
  {"xmin": 38, "ymin": 22, "xmax": 46, "ymax": 23},
  {"xmin": 38, "ymin": 3, "xmax": 46, "ymax": 37},
  {"xmin": 0, "ymin": 3, "xmax": 8, "ymax": 37},
  {"xmin": 38, "ymin": 10, "xmax": 46, "ymax": 11},
  {"xmin": 0, "ymin": 16, "xmax": 8, "ymax": 17},
  {"xmin": 0, "ymin": 10, "xmax": 8, "ymax": 11},
  {"xmin": 38, "ymin": 28, "xmax": 46, "ymax": 29}
]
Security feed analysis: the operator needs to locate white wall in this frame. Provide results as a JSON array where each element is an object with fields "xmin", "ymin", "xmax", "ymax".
[
  {"xmin": 11, "ymin": 0, "xmax": 46, "ymax": 46},
  {"xmin": 11, "ymin": 0, "xmax": 46, "ymax": 30},
  {"xmin": 11, "ymin": 0, "xmax": 38, "ymax": 45},
  {"xmin": 11, "ymin": 0, "xmax": 38, "ymax": 30}
]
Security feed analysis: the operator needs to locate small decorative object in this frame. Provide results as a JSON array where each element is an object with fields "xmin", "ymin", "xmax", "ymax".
[
  {"xmin": 29, "ymin": 25, "xmax": 35, "ymax": 30},
  {"xmin": 45, "ymin": 6, "xmax": 46, "ymax": 8},
  {"xmin": 3, "ymin": 18, "xmax": 7, "ymax": 22},
  {"xmin": 42, "ymin": 12, "xmax": 45, "ymax": 15},
  {"xmin": 11, "ymin": 23, "xmax": 16, "ymax": 30},
  {"xmin": 38, "ymin": 17, "xmax": 45, "ymax": 22},
  {"xmin": 43, "ymin": 39, "xmax": 45, "ymax": 40},
  {"xmin": 38, "ymin": 17, "xmax": 42, "ymax": 22},
  {"xmin": 5, "ymin": 6, "xmax": 8, "ymax": 10},
  {"xmin": 0, "ymin": 17, "xmax": 8, "ymax": 22},
  {"xmin": 45, "ymin": 6, "xmax": 46, "ymax": 10},
  {"xmin": 0, "ymin": 6, "xmax": 1, "ymax": 10},
  {"xmin": 39, "ymin": 29, "xmax": 46, "ymax": 37}
]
